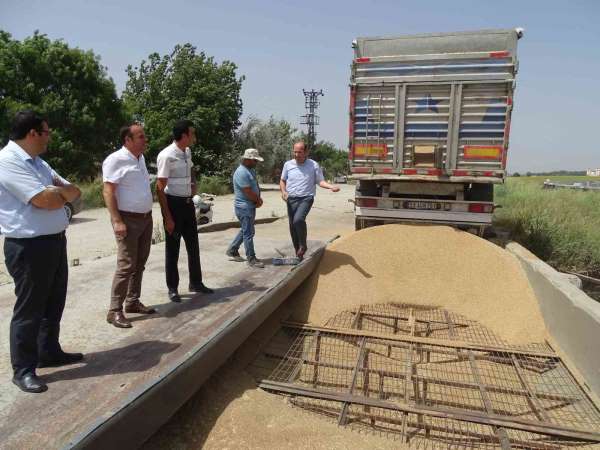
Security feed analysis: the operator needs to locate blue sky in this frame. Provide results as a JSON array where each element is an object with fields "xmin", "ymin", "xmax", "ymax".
[{"xmin": 1, "ymin": 0, "xmax": 599, "ymax": 172}]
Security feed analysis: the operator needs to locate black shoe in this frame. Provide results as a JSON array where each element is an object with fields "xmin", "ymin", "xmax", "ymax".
[
  {"xmin": 168, "ymin": 290, "xmax": 181, "ymax": 303},
  {"xmin": 38, "ymin": 351, "xmax": 84, "ymax": 368},
  {"xmin": 12, "ymin": 373, "xmax": 47, "ymax": 393},
  {"xmin": 189, "ymin": 283, "xmax": 214, "ymax": 294}
]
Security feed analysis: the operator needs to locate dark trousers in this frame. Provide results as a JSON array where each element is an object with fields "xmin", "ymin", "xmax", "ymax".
[
  {"xmin": 165, "ymin": 195, "xmax": 203, "ymax": 291},
  {"xmin": 4, "ymin": 233, "xmax": 68, "ymax": 377},
  {"xmin": 286, "ymin": 196, "xmax": 314, "ymax": 252},
  {"xmin": 110, "ymin": 212, "xmax": 153, "ymax": 311}
]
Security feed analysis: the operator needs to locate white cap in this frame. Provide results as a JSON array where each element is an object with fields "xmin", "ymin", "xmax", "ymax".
[{"xmin": 242, "ymin": 148, "xmax": 264, "ymax": 161}]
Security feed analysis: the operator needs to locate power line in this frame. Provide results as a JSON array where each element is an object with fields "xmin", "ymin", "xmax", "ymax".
[{"xmin": 300, "ymin": 89, "xmax": 324, "ymax": 151}]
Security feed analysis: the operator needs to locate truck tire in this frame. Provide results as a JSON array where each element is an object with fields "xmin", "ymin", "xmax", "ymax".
[
  {"xmin": 465, "ymin": 183, "xmax": 494, "ymax": 202},
  {"xmin": 356, "ymin": 180, "xmax": 378, "ymax": 196}
]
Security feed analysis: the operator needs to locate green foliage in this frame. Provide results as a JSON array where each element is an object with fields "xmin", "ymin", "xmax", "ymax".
[
  {"xmin": 79, "ymin": 179, "xmax": 105, "ymax": 209},
  {"xmin": 234, "ymin": 116, "xmax": 297, "ymax": 182},
  {"xmin": 310, "ymin": 140, "xmax": 349, "ymax": 180},
  {"xmin": 0, "ymin": 31, "xmax": 126, "ymax": 179},
  {"xmin": 197, "ymin": 175, "xmax": 232, "ymax": 195},
  {"xmin": 123, "ymin": 44, "xmax": 244, "ymax": 176},
  {"xmin": 494, "ymin": 178, "xmax": 600, "ymax": 274}
]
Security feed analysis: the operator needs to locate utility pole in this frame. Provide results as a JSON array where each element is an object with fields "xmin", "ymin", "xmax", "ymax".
[{"xmin": 300, "ymin": 89, "xmax": 324, "ymax": 151}]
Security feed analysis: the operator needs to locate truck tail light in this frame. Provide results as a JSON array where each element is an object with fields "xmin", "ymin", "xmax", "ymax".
[
  {"xmin": 468, "ymin": 203, "xmax": 494, "ymax": 213},
  {"xmin": 490, "ymin": 51, "xmax": 510, "ymax": 58},
  {"xmin": 357, "ymin": 198, "xmax": 378, "ymax": 208},
  {"xmin": 356, "ymin": 57, "xmax": 371, "ymax": 63}
]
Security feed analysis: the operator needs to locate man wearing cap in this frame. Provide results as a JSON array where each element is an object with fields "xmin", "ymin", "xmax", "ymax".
[
  {"xmin": 102, "ymin": 124, "xmax": 156, "ymax": 328},
  {"xmin": 156, "ymin": 119, "xmax": 213, "ymax": 303},
  {"xmin": 226, "ymin": 148, "xmax": 264, "ymax": 268},
  {"xmin": 280, "ymin": 141, "xmax": 339, "ymax": 260},
  {"xmin": 0, "ymin": 110, "xmax": 83, "ymax": 393}
]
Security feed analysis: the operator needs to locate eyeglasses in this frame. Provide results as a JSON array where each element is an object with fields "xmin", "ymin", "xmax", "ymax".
[{"xmin": 37, "ymin": 129, "xmax": 51, "ymax": 136}]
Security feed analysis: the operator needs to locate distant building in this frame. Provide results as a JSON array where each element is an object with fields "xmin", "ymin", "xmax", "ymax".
[{"xmin": 587, "ymin": 168, "xmax": 600, "ymax": 176}]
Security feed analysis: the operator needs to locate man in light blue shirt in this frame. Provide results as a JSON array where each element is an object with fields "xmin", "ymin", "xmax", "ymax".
[
  {"xmin": 280, "ymin": 141, "xmax": 339, "ymax": 260},
  {"xmin": 226, "ymin": 148, "xmax": 264, "ymax": 268},
  {"xmin": 0, "ymin": 111, "xmax": 82, "ymax": 393}
]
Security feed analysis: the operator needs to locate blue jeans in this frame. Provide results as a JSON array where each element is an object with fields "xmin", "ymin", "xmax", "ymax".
[
  {"xmin": 228, "ymin": 206, "xmax": 256, "ymax": 258},
  {"xmin": 286, "ymin": 196, "xmax": 314, "ymax": 252}
]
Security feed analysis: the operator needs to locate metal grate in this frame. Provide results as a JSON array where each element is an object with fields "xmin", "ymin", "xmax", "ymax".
[{"xmin": 257, "ymin": 303, "xmax": 600, "ymax": 449}]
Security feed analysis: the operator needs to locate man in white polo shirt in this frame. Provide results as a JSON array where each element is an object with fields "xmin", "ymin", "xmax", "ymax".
[
  {"xmin": 102, "ymin": 124, "xmax": 155, "ymax": 328},
  {"xmin": 156, "ymin": 119, "xmax": 213, "ymax": 303},
  {"xmin": 280, "ymin": 141, "xmax": 339, "ymax": 260}
]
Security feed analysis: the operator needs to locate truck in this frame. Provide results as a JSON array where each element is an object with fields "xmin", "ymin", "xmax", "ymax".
[{"xmin": 349, "ymin": 28, "xmax": 524, "ymax": 234}]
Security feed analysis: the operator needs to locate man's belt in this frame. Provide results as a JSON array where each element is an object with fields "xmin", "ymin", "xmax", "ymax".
[
  {"xmin": 119, "ymin": 210, "xmax": 152, "ymax": 218},
  {"xmin": 166, "ymin": 195, "xmax": 193, "ymax": 204}
]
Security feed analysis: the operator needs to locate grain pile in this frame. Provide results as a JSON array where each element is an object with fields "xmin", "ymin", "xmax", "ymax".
[{"xmin": 289, "ymin": 224, "xmax": 546, "ymax": 345}]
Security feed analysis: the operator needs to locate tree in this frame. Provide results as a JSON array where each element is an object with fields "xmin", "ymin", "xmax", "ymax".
[
  {"xmin": 123, "ymin": 44, "xmax": 244, "ymax": 176},
  {"xmin": 310, "ymin": 140, "xmax": 349, "ymax": 180},
  {"xmin": 234, "ymin": 116, "xmax": 298, "ymax": 182},
  {"xmin": 0, "ymin": 31, "xmax": 126, "ymax": 179}
]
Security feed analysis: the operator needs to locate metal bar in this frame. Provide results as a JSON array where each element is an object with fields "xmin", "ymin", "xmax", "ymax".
[
  {"xmin": 334, "ymin": 410, "xmax": 564, "ymax": 450},
  {"xmin": 350, "ymin": 306, "xmax": 362, "ymax": 329},
  {"xmin": 287, "ymin": 330, "xmax": 320, "ymax": 383},
  {"xmin": 450, "ymin": 83, "xmax": 463, "ymax": 171},
  {"xmin": 408, "ymin": 308, "xmax": 416, "ymax": 337},
  {"xmin": 510, "ymin": 354, "xmax": 551, "ymax": 422},
  {"xmin": 282, "ymin": 322, "xmax": 557, "ymax": 358},
  {"xmin": 444, "ymin": 84, "xmax": 456, "ymax": 171},
  {"xmin": 260, "ymin": 380, "xmax": 600, "ymax": 443},
  {"xmin": 362, "ymin": 349, "xmax": 374, "ymax": 425},
  {"xmin": 362, "ymin": 313, "xmax": 466, "ymax": 334},
  {"xmin": 263, "ymin": 352, "xmax": 578, "ymax": 403},
  {"xmin": 338, "ymin": 337, "xmax": 367, "ymax": 425},
  {"xmin": 444, "ymin": 310, "xmax": 457, "ymax": 339},
  {"xmin": 356, "ymin": 63, "xmax": 514, "ymax": 73},
  {"xmin": 467, "ymin": 351, "xmax": 512, "ymax": 449},
  {"xmin": 401, "ymin": 343, "xmax": 414, "ymax": 442},
  {"xmin": 312, "ymin": 333, "xmax": 322, "ymax": 387}
]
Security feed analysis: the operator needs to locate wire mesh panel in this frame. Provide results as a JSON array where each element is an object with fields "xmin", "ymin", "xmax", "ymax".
[{"xmin": 257, "ymin": 303, "xmax": 600, "ymax": 448}]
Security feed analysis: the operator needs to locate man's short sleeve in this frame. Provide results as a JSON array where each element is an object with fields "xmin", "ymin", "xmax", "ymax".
[
  {"xmin": 314, "ymin": 161, "xmax": 325, "ymax": 184},
  {"xmin": 102, "ymin": 154, "xmax": 124, "ymax": 184},
  {"xmin": 156, "ymin": 152, "xmax": 170, "ymax": 178},
  {"xmin": 281, "ymin": 162, "xmax": 289, "ymax": 181},
  {"xmin": 0, "ymin": 158, "xmax": 46, "ymax": 205}
]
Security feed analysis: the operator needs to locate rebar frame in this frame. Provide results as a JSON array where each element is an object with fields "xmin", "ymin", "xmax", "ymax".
[{"xmin": 258, "ymin": 303, "xmax": 600, "ymax": 449}]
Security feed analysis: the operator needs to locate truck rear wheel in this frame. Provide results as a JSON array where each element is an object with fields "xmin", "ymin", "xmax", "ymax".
[{"xmin": 465, "ymin": 183, "xmax": 494, "ymax": 202}]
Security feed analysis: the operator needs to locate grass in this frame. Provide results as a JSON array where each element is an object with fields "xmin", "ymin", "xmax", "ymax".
[
  {"xmin": 79, "ymin": 179, "xmax": 104, "ymax": 210},
  {"xmin": 494, "ymin": 176, "xmax": 600, "ymax": 275},
  {"xmin": 196, "ymin": 175, "xmax": 232, "ymax": 196}
]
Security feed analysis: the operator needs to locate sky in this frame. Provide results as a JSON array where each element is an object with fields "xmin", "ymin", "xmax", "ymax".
[{"xmin": 1, "ymin": 0, "xmax": 599, "ymax": 172}]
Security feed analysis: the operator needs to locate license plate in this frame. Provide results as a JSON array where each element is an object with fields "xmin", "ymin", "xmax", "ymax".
[{"xmin": 403, "ymin": 201, "xmax": 451, "ymax": 211}]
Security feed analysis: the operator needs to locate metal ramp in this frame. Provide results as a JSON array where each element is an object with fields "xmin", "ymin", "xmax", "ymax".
[{"xmin": 257, "ymin": 304, "xmax": 600, "ymax": 449}]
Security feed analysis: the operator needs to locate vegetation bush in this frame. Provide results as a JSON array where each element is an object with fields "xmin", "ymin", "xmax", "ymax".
[{"xmin": 494, "ymin": 177, "xmax": 600, "ymax": 275}]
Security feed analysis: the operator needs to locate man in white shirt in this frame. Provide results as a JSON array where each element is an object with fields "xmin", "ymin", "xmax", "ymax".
[
  {"xmin": 0, "ymin": 111, "xmax": 83, "ymax": 393},
  {"xmin": 280, "ymin": 141, "xmax": 339, "ymax": 260},
  {"xmin": 102, "ymin": 124, "xmax": 155, "ymax": 328},
  {"xmin": 156, "ymin": 119, "xmax": 212, "ymax": 303}
]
